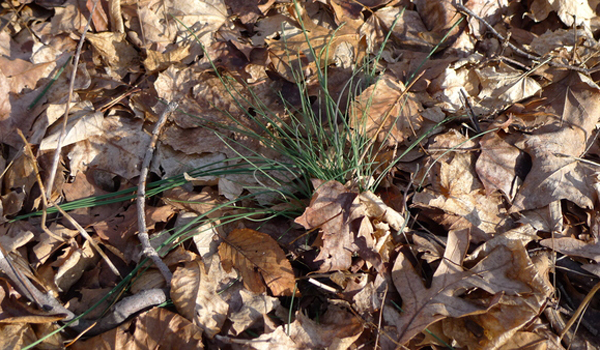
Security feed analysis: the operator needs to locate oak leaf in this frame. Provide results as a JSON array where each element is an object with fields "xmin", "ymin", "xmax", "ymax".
[
  {"xmin": 218, "ymin": 228, "xmax": 295, "ymax": 296},
  {"xmin": 390, "ymin": 229, "xmax": 538, "ymax": 345},
  {"xmin": 510, "ymin": 71, "xmax": 600, "ymax": 212}
]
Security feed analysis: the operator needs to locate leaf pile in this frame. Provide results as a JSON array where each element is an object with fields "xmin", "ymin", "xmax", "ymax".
[{"xmin": 2, "ymin": 0, "xmax": 600, "ymax": 349}]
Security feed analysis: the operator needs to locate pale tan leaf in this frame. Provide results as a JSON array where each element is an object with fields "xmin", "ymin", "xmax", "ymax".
[
  {"xmin": 288, "ymin": 305, "xmax": 363, "ymax": 349},
  {"xmin": 171, "ymin": 256, "xmax": 231, "ymax": 338},
  {"xmin": 218, "ymin": 228, "xmax": 295, "ymax": 296},
  {"xmin": 526, "ymin": 0, "xmax": 599, "ymax": 27},
  {"xmin": 228, "ymin": 289, "xmax": 280, "ymax": 336},
  {"xmin": 53, "ymin": 240, "xmax": 100, "ymax": 292},
  {"xmin": 476, "ymin": 62, "xmax": 542, "ymax": 110},
  {"xmin": 248, "ymin": 326, "xmax": 299, "ymax": 349},
  {"xmin": 39, "ymin": 110, "xmax": 104, "ymax": 150},
  {"xmin": 350, "ymin": 75, "xmax": 423, "ymax": 147},
  {"xmin": 67, "ymin": 115, "xmax": 151, "ymax": 179}
]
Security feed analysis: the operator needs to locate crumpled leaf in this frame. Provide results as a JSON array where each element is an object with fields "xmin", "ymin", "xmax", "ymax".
[
  {"xmin": 218, "ymin": 228, "xmax": 296, "ymax": 296},
  {"xmin": 294, "ymin": 180, "xmax": 358, "ymax": 271}
]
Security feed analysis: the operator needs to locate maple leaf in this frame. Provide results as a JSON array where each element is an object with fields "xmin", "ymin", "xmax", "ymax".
[{"xmin": 218, "ymin": 228, "xmax": 296, "ymax": 296}]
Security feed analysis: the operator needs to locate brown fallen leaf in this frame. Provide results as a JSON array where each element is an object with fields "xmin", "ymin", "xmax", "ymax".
[
  {"xmin": 294, "ymin": 179, "xmax": 359, "ymax": 272},
  {"xmin": 510, "ymin": 71, "xmax": 600, "ymax": 212},
  {"xmin": 475, "ymin": 130, "xmax": 523, "ymax": 200},
  {"xmin": 218, "ymin": 228, "xmax": 296, "ymax": 296},
  {"xmin": 171, "ymin": 255, "xmax": 232, "ymax": 338},
  {"xmin": 414, "ymin": 130, "xmax": 511, "ymax": 242},
  {"xmin": 390, "ymin": 228, "xmax": 539, "ymax": 345},
  {"xmin": 540, "ymin": 236, "xmax": 600, "ymax": 262},
  {"xmin": 349, "ymin": 74, "xmax": 423, "ymax": 147}
]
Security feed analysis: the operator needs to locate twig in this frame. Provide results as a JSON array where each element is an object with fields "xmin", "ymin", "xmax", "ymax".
[
  {"xmin": 453, "ymin": 1, "xmax": 594, "ymax": 74},
  {"xmin": 137, "ymin": 102, "xmax": 178, "ymax": 284},
  {"xmin": 374, "ymin": 283, "xmax": 389, "ymax": 350},
  {"xmin": 0, "ymin": 243, "xmax": 77, "ymax": 321},
  {"xmin": 559, "ymin": 280, "xmax": 600, "ymax": 341},
  {"xmin": 17, "ymin": 130, "xmax": 122, "ymax": 277},
  {"xmin": 45, "ymin": 0, "xmax": 101, "ymax": 201}
]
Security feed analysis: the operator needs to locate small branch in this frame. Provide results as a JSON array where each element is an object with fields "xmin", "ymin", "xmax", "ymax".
[
  {"xmin": 0, "ymin": 244, "xmax": 77, "ymax": 322},
  {"xmin": 18, "ymin": 130, "xmax": 121, "ymax": 277},
  {"xmin": 45, "ymin": 0, "xmax": 101, "ymax": 200},
  {"xmin": 137, "ymin": 102, "xmax": 178, "ymax": 284}
]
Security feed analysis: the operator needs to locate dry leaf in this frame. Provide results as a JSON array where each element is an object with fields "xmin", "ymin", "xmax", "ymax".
[
  {"xmin": 510, "ymin": 71, "xmax": 600, "ymax": 212},
  {"xmin": 295, "ymin": 180, "xmax": 359, "ymax": 271},
  {"xmin": 390, "ymin": 228, "xmax": 540, "ymax": 345},
  {"xmin": 219, "ymin": 228, "xmax": 296, "ymax": 296},
  {"xmin": 171, "ymin": 256, "xmax": 233, "ymax": 338},
  {"xmin": 539, "ymin": 237, "xmax": 600, "ymax": 262},
  {"xmin": 350, "ymin": 75, "xmax": 423, "ymax": 147},
  {"xmin": 70, "ymin": 307, "xmax": 204, "ymax": 350}
]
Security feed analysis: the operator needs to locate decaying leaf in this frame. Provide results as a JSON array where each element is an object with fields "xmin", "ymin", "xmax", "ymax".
[
  {"xmin": 294, "ymin": 180, "xmax": 359, "ymax": 271},
  {"xmin": 218, "ymin": 228, "xmax": 296, "ymax": 296}
]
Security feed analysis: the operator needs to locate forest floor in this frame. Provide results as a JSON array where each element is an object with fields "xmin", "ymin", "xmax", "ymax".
[{"xmin": 2, "ymin": 0, "xmax": 600, "ymax": 349}]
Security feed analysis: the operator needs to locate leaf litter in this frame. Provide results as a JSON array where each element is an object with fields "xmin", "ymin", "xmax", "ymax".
[{"xmin": 2, "ymin": 0, "xmax": 600, "ymax": 349}]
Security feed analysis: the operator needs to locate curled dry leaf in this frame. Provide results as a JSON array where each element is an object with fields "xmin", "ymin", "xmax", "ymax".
[
  {"xmin": 218, "ymin": 228, "xmax": 296, "ymax": 296},
  {"xmin": 294, "ymin": 180, "xmax": 359, "ymax": 271}
]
